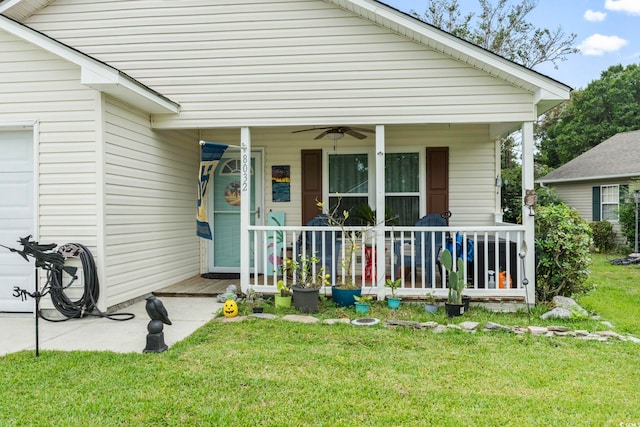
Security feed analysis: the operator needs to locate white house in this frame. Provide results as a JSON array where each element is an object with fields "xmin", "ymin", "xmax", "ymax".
[{"xmin": 0, "ymin": 0, "xmax": 570, "ymax": 313}]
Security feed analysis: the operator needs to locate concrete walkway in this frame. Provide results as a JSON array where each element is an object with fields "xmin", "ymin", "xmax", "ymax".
[{"xmin": 0, "ymin": 297, "xmax": 221, "ymax": 356}]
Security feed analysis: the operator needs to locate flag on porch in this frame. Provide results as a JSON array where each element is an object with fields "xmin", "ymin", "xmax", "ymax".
[{"xmin": 197, "ymin": 141, "xmax": 228, "ymax": 239}]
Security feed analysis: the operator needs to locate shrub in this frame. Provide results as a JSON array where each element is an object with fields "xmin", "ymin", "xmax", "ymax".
[
  {"xmin": 535, "ymin": 204, "xmax": 593, "ymax": 303},
  {"xmin": 590, "ymin": 221, "xmax": 616, "ymax": 253},
  {"xmin": 619, "ymin": 202, "xmax": 639, "ymax": 250}
]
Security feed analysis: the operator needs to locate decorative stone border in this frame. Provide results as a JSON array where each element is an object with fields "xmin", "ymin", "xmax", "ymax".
[{"xmin": 215, "ymin": 314, "xmax": 640, "ymax": 344}]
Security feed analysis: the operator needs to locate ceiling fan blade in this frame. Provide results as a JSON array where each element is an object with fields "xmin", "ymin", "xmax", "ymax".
[
  {"xmin": 291, "ymin": 127, "xmax": 332, "ymax": 134},
  {"xmin": 314, "ymin": 130, "xmax": 331, "ymax": 140},
  {"xmin": 344, "ymin": 129, "xmax": 367, "ymax": 139}
]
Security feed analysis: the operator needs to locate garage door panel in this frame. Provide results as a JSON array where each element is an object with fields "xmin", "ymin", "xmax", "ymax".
[
  {"xmin": 0, "ymin": 130, "xmax": 34, "ymax": 312},
  {"xmin": 0, "ymin": 173, "xmax": 33, "ymax": 219},
  {"xmin": 0, "ymin": 131, "xmax": 33, "ymax": 172}
]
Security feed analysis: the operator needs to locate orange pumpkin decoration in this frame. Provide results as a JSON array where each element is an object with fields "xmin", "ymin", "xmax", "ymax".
[{"xmin": 223, "ymin": 299, "xmax": 238, "ymax": 318}]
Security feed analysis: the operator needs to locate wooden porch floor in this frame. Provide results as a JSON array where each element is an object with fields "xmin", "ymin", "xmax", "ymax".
[{"xmin": 154, "ymin": 275, "xmax": 238, "ymax": 297}]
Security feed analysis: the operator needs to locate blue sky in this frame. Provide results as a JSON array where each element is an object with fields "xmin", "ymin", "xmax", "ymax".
[{"xmin": 381, "ymin": 0, "xmax": 640, "ymax": 89}]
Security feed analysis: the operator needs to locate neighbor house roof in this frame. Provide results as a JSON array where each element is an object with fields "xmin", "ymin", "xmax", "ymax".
[{"xmin": 538, "ymin": 130, "xmax": 640, "ymax": 184}]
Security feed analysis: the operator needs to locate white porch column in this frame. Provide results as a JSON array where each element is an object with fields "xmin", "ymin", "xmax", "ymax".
[
  {"xmin": 494, "ymin": 139, "xmax": 503, "ymax": 223},
  {"xmin": 240, "ymin": 127, "xmax": 251, "ymax": 293},
  {"xmin": 374, "ymin": 125, "xmax": 386, "ymax": 297},
  {"xmin": 521, "ymin": 122, "xmax": 536, "ymax": 305}
]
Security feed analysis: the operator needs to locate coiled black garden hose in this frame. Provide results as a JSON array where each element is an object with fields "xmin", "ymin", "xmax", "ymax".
[{"xmin": 41, "ymin": 243, "xmax": 134, "ymax": 322}]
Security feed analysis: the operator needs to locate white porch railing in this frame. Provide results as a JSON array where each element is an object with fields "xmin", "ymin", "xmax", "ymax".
[{"xmin": 247, "ymin": 224, "xmax": 526, "ymax": 300}]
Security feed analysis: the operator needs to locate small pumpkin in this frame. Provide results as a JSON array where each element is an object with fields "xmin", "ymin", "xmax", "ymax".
[{"xmin": 223, "ymin": 299, "xmax": 238, "ymax": 318}]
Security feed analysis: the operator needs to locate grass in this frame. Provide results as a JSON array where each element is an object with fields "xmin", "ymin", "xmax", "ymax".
[{"xmin": 1, "ymin": 254, "xmax": 639, "ymax": 426}]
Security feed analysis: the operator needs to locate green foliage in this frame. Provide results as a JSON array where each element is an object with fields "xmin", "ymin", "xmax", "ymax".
[
  {"xmin": 538, "ymin": 64, "xmax": 640, "ymax": 168},
  {"xmin": 590, "ymin": 221, "xmax": 616, "ymax": 253},
  {"xmin": 413, "ymin": 0, "xmax": 578, "ymax": 69},
  {"xmin": 618, "ymin": 180, "xmax": 640, "ymax": 249},
  {"xmin": 535, "ymin": 204, "xmax": 593, "ymax": 302},
  {"xmin": 441, "ymin": 248, "xmax": 466, "ymax": 304},
  {"xmin": 353, "ymin": 295, "xmax": 373, "ymax": 304},
  {"xmin": 384, "ymin": 278, "xmax": 402, "ymax": 298}
]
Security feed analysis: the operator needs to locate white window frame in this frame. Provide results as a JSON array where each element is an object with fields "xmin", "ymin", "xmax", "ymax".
[
  {"xmin": 601, "ymin": 184, "xmax": 620, "ymax": 222},
  {"xmin": 384, "ymin": 148, "xmax": 426, "ymax": 224},
  {"xmin": 323, "ymin": 148, "xmax": 375, "ymax": 208}
]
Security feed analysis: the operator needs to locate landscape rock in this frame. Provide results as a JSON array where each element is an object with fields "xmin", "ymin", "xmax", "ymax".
[
  {"xmin": 541, "ymin": 307, "xmax": 573, "ymax": 320},
  {"xmin": 432, "ymin": 325, "xmax": 448, "ymax": 333},
  {"xmin": 626, "ymin": 336, "xmax": 640, "ymax": 344},
  {"xmin": 575, "ymin": 330, "xmax": 590, "ymax": 336},
  {"xmin": 527, "ymin": 326, "xmax": 548, "ymax": 336},
  {"xmin": 460, "ymin": 321, "xmax": 480, "ymax": 331},
  {"xmin": 485, "ymin": 321, "xmax": 504, "ymax": 331},
  {"xmin": 419, "ymin": 321, "xmax": 439, "ymax": 328},
  {"xmin": 249, "ymin": 313, "xmax": 277, "ymax": 320},
  {"xmin": 594, "ymin": 330, "xmax": 623, "ymax": 340},
  {"xmin": 323, "ymin": 318, "xmax": 352, "ymax": 325},
  {"xmin": 600, "ymin": 321, "xmax": 614, "ymax": 329},
  {"xmin": 282, "ymin": 314, "xmax": 320, "ymax": 324},
  {"xmin": 218, "ymin": 315, "xmax": 247, "ymax": 323},
  {"xmin": 385, "ymin": 319, "xmax": 422, "ymax": 328},
  {"xmin": 547, "ymin": 325, "xmax": 570, "ymax": 332},
  {"xmin": 551, "ymin": 296, "xmax": 588, "ymax": 316}
]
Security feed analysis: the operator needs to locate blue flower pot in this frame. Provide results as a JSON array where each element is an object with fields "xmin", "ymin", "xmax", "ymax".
[
  {"xmin": 387, "ymin": 297, "xmax": 402, "ymax": 310},
  {"xmin": 355, "ymin": 302, "xmax": 370, "ymax": 315},
  {"xmin": 332, "ymin": 286, "xmax": 361, "ymax": 307}
]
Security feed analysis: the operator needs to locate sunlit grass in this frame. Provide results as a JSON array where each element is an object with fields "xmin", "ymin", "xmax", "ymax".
[{"xmin": 1, "ymin": 254, "xmax": 639, "ymax": 426}]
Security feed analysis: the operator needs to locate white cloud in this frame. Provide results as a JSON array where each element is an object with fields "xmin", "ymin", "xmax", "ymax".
[
  {"xmin": 578, "ymin": 34, "xmax": 629, "ymax": 56},
  {"xmin": 605, "ymin": 0, "xmax": 640, "ymax": 15},
  {"xmin": 584, "ymin": 9, "xmax": 607, "ymax": 22}
]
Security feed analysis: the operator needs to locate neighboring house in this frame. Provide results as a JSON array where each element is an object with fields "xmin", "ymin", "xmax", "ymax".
[
  {"xmin": 0, "ymin": 0, "xmax": 570, "ymax": 313},
  {"xmin": 538, "ymin": 130, "xmax": 640, "ymax": 243}
]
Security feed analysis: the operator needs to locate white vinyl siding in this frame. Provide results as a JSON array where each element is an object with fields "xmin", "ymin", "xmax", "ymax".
[
  {"xmin": 24, "ymin": 0, "xmax": 535, "ymax": 128},
  {"xmin": 103, "ymin": 96, "xmax": 199, "ymax": 304},
  {"xmin": 202, "ymin": 124, "xmax": 497, "ymax": 227},
  {"xmin": 551, "ymin": 180, "xmax": 627, "ymax": 244},
  {"xmin": 0, "ymin": 30, "xmax": 99, "ymax": 247}
]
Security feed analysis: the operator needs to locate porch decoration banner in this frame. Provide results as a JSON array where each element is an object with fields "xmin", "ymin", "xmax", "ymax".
[{"xmin": 197, "ymin": 141, "xmax": 228, "ymax": 239}]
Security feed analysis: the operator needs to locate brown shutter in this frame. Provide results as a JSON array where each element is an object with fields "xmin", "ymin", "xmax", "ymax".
[
  {"xmin": 301, "ymin": 149, "xmax": 322, "ymax": 224},
  {"xmin": 426, "ymin": 147, "xmax": 449, "ymax": 214}
]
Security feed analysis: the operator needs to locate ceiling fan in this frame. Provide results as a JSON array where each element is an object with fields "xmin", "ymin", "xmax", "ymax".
[{"xmin": 292, "ymin": 126, "xmax": 374, "ymax": 140}]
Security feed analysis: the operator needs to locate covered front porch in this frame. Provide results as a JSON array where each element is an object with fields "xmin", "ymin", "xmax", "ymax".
[{"xmin": 222, "ymin": 123, "xmax": 537, "ymax": 305}]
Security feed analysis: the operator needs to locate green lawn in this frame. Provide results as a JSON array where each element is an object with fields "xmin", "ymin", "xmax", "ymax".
[{"xmin": 1, "ymin": 254, "xmax": 639, "ymax": 426}]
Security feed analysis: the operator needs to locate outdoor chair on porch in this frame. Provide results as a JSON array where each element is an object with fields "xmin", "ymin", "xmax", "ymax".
[
  {"xmin": 394, "ymin": 213, "xmax": 448, "ymax": 284},
  {"xmin": 296, "ymin": 214, "xmax": 342, "ymax": 280}
]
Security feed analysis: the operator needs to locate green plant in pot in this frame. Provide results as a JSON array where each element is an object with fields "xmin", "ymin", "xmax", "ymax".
[
  {"xmin": 353, "ymin": 294, "xmax": 373, "ymax": 315},
  {"xmin": 424, "ymin": 292, "xmax": 438, "ymax": 314},
  {"xmin": 385, "ymin": 278, "xmax": 402, "ymax": 310},
  {"xmin": 245, "ymin": 286, "xmax": 265, "ymax": 313},
  {"xmin": 282, "ymin": 254, "xmax": 329, "ymax": 313},
  {"xmin": 441, "ymin": 248, "xmax": 466, "ymax": 317},
  {"xmin": 275, "ymin": 280, "xmax": 292, "ymax": 308}
]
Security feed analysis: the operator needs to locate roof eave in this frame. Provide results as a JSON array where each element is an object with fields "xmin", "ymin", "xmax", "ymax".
[
  {"xmin": 0, "ymin": 15, "xmax": 180, "ymax": 114},
  {"xmin": 327, "ymin": 0, "xmax": 571, "ymax": 105},
  {"xmin": 538, "ymin": 173, "xmax": 640, "ymax": 185}
]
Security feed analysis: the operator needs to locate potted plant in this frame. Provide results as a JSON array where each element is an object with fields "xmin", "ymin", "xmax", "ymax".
[
  {"xmin": 275, "ymin": 280, "xmax": 292, "ymax": 308},
  {"xmin": 353, "ymin": 294, "xmax": 373, "ymax": 315},
  {"xmin": 246, "ymin": 287, "xmax": 264, "ymax": 313},
  {"xmin": 385, "ymin": 278, "xmax": 402, "ymax": 309},
  {"xmin": 282, "ymin": 254, "xmax": 329, "ymax": 313},
  {"xmin": 441, "ymin": 248, "xmax": 466, "ymax": 317},
  {"xmin": 424, "ymin": 292, "xmax": 438, "ymax": 314}
]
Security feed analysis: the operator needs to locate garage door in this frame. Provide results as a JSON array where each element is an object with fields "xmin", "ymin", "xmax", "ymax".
[{"xmin": 0, "ymin": 130, "xmax": 35, "ymax": 312}]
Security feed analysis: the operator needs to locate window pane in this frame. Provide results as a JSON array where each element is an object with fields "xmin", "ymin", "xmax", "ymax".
[
  {"xmin": 385, "ymin": 153, "xmax": 419, "ymax": 192},
  {"xmin": 328, "ymin": 196, "xmax": 368, "ymax": 225},
  {"xmin": 601, "ymin": 185, "xmax": 618, "ymax": 203},
  {"xmin": 602, "ymin": 204, "xmax": 618, "ymax": 221},
  {"xmin": 329, "ymin": 154, "xmax": 368, "ymax": 194},
  {"xmin": 386, "ymin": 196, "xmax": 419, "ymax": 226}
]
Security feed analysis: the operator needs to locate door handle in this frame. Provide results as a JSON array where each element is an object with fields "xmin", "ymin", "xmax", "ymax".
[{"xmin": 255, "ymin": 206, "xmax": 260, "ymax": 219}]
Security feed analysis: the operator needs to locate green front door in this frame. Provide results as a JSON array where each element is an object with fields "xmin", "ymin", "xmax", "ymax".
[{"xmin": 211, "ymin": 152, "xmax": 261, "ymax": 271}]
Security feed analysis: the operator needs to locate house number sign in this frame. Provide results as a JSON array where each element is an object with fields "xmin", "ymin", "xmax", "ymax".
[{"xmin": 241, "ymin": 153, "xmax": 249, "ymax": 192}]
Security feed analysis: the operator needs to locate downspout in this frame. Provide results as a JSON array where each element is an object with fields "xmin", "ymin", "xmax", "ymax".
[
  {"xmin": 240, "ymin": 127, "xmax": 251, "ymax": 294},
  {"xmin": 521, "ymin": 122, "xmax": 536, "ymax": 306}
]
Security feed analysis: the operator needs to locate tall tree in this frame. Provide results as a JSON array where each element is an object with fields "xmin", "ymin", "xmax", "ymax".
[
  {"xmin": 537, "ymin": 64, "xmax": 640, "ymax": 168},
  {"xmin": 413, "ymin": 0, "xmax": 578, "ymax": 69}
]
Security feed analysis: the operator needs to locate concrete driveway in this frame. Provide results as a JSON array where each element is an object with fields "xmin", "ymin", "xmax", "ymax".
[{"xmin": 0, "ymin": 297, "xmax": 221, "ymax": 356}]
